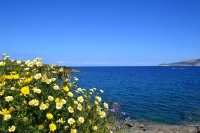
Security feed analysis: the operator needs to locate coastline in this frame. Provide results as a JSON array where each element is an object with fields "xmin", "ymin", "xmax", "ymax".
[
  {"xmin": 122, "ymin": 119, "xmax": 199, "ymax": 133},
  {"xmin": 70, "ymin": 69, "xmax": 80, "ymax": 73}
]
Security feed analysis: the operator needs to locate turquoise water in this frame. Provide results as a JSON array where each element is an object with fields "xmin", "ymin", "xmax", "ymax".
[{"xmin": 72, "ymin": 66, "xmax": 200, "ymax": 124}]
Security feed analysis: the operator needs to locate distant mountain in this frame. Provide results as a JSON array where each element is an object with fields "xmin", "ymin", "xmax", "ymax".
[{"xmin": 159, "ymin": 59, "xmax": 200, "ymax": 66}]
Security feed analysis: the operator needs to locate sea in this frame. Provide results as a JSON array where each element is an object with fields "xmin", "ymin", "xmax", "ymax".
[{"xmin": 72, "ymin": 66, "xmax": 200, "ymax": 125}]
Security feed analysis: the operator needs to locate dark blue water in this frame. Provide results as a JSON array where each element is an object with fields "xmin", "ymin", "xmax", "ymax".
[{"xmin": 72, "ymin": 66, "xmax": 200, "ymax": 124}]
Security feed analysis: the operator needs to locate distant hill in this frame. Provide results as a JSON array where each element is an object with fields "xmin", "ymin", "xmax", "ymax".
[{"xmin": 159, "ymin": 59, "xmax": 200, "ymax": 66}]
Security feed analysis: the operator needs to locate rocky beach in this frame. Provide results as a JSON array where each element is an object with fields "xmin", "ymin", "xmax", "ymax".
[{"xmin": 122, "ymin": 119, "xmax": 200, "ymax": 133}]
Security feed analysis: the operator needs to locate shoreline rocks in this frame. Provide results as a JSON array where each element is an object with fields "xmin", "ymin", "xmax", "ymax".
[{"xmin": 123, "ymin": 119, "xmax": 200, "ymax": 133}]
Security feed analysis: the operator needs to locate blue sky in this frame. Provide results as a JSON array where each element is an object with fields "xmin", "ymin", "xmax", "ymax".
[{"xmin": 0, "ymin": 0, "xmax": 200, "ymax": 66}]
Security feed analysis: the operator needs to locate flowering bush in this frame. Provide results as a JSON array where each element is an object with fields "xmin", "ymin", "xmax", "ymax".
[{"xmin": 0, "ymin": 54, "xmax": 112, "ymax": 133}]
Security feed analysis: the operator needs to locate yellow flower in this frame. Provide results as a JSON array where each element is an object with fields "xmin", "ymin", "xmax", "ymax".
[
  {"xmin": 65, "ymin": 78, "xmax": 69, "ymax": 82},
  {"xmin": 78, "ymin": 117, "xmax": 84, "ymax": 124},
  {"xmin": 0, "ymin": 61, "xmax": 5, "ymax": 66},
  {"xmin": 24, "ymin": 77, "xmax": 33, "ymax": 83},
  {"xmin": 95, "ymin": 101, "xmax": 98, "ymax": 105},
  {"xmin": 84, "ymin": 94, "xmax": 88, "ymax": 99},
  {"xmin": 4, "ymin": 114, "xmax": 11, "ymax": 121},
  {"xmin": 12, "ymin": 74, "xmax": 19, "ymax": 79},
  {"xmin": 46, "ymin": 103, "xmax": 50, "ymax": 107},
  {"xmin": 68, "ymin": 118, "xmax": 75, "ymax": 125},
  {"xmin": 5, "ymin": 96, "xmax": 14, "ymax": 102},
  {"xmin": 23, "ymin": 117, "xmax": 29, "ymax": 122},
  {"xmin": 46, "ymin": 113, "xmax": 53, "ymax": 119},
  {"xmin": 53, "ymin": 85, "xmax": 59, "ymax": 90},
  {"xmin": 38, "ymin": 125, "xmax": 44, "ymax": 130},
  {"xmin": 10, "ymin": 87, "xmax": 15, "ymax": 90},
  {"xmin": 35, "ymin": 57, "xmax": 42, "ymax": 61},
  {"xmin": 25, "ymin": 60, "xmax": 30, "ymax": 65},
  {"xmin": 18, "ymin": 80, "xmax": 23, "ymax": 86},
  {"xmin": 67, "ymin": 92, "xmax": 73, "ymax": 97},
  {"xmin": 21, "ymin": 86, "xmax": 30, "ymax": 95},
  {"xmin": 99, "ymin": 111, "xmax": 106, "ymax": 118},
  {"xmin": 23, "ymin": 100, "xmax": 27, "ymax": 104},
  {"xmin": 9, "ymin": 107, "xmax": 15, "ymax": 112},
  {"xmin": 100, "ymin": 90, "xmax": 104, "ymax": 93},
  {"xmin": 40, "ymin": 103, "xmax": 48, "ymax": 110},
  {"xmin": 26, "ymin": 72, "xmax": 30, "ymax": 75},
  {"xmin": 71, "ymin": 129, "xmax": 77, "ymax": 133},
  {"xmin": 0, "ymin": 109, "xmax": 10, "ymax": 115},
  {"xmin": 0, "ymin": 91, "xmax": 4, "ymax": 96},
  {"xmin": 8, "ymin": 125, "xmax": 16, "ymax": 132},
  {"xmin": 96, "ymin": 106, "xmax": 101, "ymax": 111},
  {"xmin": 103, "ymin": 102, "xmax": 109, "ymax": 109},
  {"xmin": 10, "ymin": 71, "xmax": 16, "ymax": 74},
  {"xmin": 61, "ymin": 99, "xmax": 66, "ymax": 104},
  {"xmin": 56, "ymin": 118, "xmax": 65, "ymax": 124},
  {"xmin": 24, "ymin": 67, "xmax": 30, "ymax": 71},
  {"xmin": 49, "ymin": 123, "xmax": 57, "ymax": 131},
  {"xmin": 33, "ymin": 88, "xmax": 41, "ymax": 94},
  {"xmin": 68, "ymin": 106, "xmax": 74, "ymax": 113},
  {"xmin": 63, "ymin": 86, "xmax": 69, "ymax": 92},
  {"xmin": 77, "ymin": 88, "xmax": 82, "ymax": 93},
  {"xmin": 36, "ymin": 61, "xmax": 43, "ymax": 67},
  {"xmin": 74, "ymin": 77, "xmax": 78, "ymax": 81},
  {"xmin": 74, "ymin": 101, "xmax": 78, "ymax": 105},
  {"xmin": 51, "ymin": 78, "xmax": 56, "ymax": 82},
  {"xmin": 28, "ymin": 100, "xmax": 34, "ymax": 106},
  {"xmin": 28, "ymin": 99, "xmax": 39, "ymax": 106},
  {"xmin": 4, "ymin": 75, "xmax": 11, "ymax": 79},
  {"xmin": 27, "ymin": 62, "xmax": 35, "ymax": 67},
  {"xmin": 55, "ymin": 98, "xmax": 60, "ymax": 103},
  {"xmin": 52, "ymin": 71, "xmax": 57, "ymax": 74},
  {"xmin": 92, "ymin": 126, "xmax": 98, "ymax": 131},
  {"xmin": 87, "ymin": 105, "xmax": 91, "ymax": 109},
  {"xmin": 95, "ymin": 96, "xmax": 101, "ymax": 102},
  {"xmin": 34, "ymin": 73, "xmax": 42, "ymax": 80},
  {"xmin": 16, "ymin": 60, "xmax": 21, "ymax": 64},
  {"xmin": 41, "ymin": 74, "xmax": 47, "ymax": 79},
  {"xmin": 56, "ymin": 102, "xmax": 63, "ymax": 109},
  {"xmin": 77, "ymin": 104, "xmax": 83, "ymax": 111},
  {"xmin": 59, "ymin": 68, "xmax": 63, "ymax": 72},
  {"xmin": 64, "ymin": 126, "xmax": 69, "ymax": 130},
  {"xmin": 45, "ymin": 79, "xmax": 52, "ymax": 84},
  {"xmin": 48, "ymin": 96, "xmax": 54, "ymax": 101},
  {"xmin": 33, "ymin": 99, "xmax": 39, "ymax": 106},
  {"xmin": 77, "ymin": 96, "xmax": 84, "ymax": 103}
]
